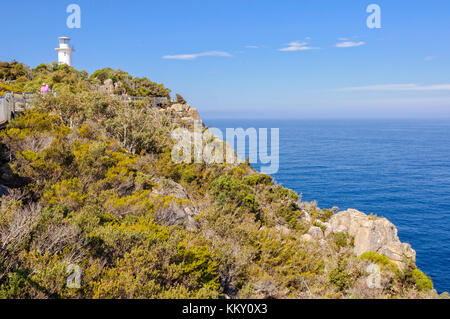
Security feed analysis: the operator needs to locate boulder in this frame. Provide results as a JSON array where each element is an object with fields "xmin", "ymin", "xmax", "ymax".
[
  {"xmin": 301, "ymin": 226, "xmax": 324, "ymax": 242},
  {"xmin": 170, "ymin": 103, "xmax": 188, "ymax": 113},
  {"xmin": 308, "ymin": 226, "xmax": 324, "ymax": 239},
  {"xmin": 299, "ymin": 211, "xmax": 312, "ymax": 224},
  {"xmin": 99, "ymin": 79, "xmax": 114, "ymax": 94},
  {"xmin": 325, "ymin": 209, "xmax": 416, "ymax": 268},
  {"xmin": 319, "ymin": 238, "xmax": 330, "ymax": 249},
  {"xmin": 168, "ymin": 104, "xmax": 201, "ymax": 121},
  {"xmin": 154, "ymin": 202, "xmax": 198, "ymax": 231},
  {"xmin": 152, "ymin": 178, "xmax": 200, "ymax": 230},
  {"xmin": 275, "ymin": 224, "xmax": 291, "ymax": 235},
  {"xmin": 153, "ymin": 178, "xmax": 189, "ymax": 200},
  {"xmin": 253, "ymin": 278, "xmax": 280, "ymax": 298}
]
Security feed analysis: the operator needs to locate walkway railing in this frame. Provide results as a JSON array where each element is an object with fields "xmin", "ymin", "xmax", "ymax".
[
  {"xmin": 117, "ymin": 95, "xmax": 169, "ymax": 105},
  {"xmin": 0, "ymin": 91, "xmax": 171, "ymax": 128},
  {"xmin": 0, "ymin": 91, "xmax": 56, "ymax": 127}
]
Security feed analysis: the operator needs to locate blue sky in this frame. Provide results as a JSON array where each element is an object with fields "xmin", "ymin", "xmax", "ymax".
[{"xmin": 1, "ymin": 0, "xmax": 450, "ymax": 118}]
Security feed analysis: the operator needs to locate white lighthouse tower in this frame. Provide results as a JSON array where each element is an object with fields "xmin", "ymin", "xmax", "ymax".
[{"xmin": 55, "ymin": 37, "xmax": 75, "ymax": 67}]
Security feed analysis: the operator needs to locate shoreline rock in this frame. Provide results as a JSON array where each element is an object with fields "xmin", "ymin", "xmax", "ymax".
[{"xmin": 325, "ymin": 209, "xmax": 416, "ymax": 269}]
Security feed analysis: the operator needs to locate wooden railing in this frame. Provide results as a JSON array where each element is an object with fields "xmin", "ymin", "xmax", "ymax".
[
  {"xmin": 0, "ymin": 92, "xmax": 35, "ymax": 126},
  {"xmin": 0, "ymin": 91, "xmax": 171, "ymax": 128}
]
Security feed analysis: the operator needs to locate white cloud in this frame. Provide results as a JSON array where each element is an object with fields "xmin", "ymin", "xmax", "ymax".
[
  {"xmin": 335, "ymin": 41, "xmax": 365, "ymax": 48},
  {"xmin": 424, "ymin": 56, "xmax": 436, "ymax": 61},
  {"xmin": 162, "ymin": 51, "xmax": 232, "ymax": 60},
  {"xmin": 336, "ymin": 83, "xmax": 450, "ymax": 92},
  {"xmin": 278, "ymin": 40, "xmax": 319, "ymax": 52},
  {"xmin": 245, "ymin": 45, "xmax": 260, "ymax": 49}
]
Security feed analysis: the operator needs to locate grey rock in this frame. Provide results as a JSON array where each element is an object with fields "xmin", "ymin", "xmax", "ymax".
[
  {"xmin": 275, "ymin": 224, "xmax": 291, "ymax": 235},
  {"xmin": 188, "ymin": 107, "xmax": 201, "ymax": 121},
  {"xmin": 99, "ymin": 79, "xmax": 114, "ymax": 94},
  {"xmin": 325, "ymin": 209, "xmax": 416, "ymax": 269},
  {"xmin": 154, "ymin": 202, "xmax": 199, "ymax": 231},
  {"xmin": 170, "ymin": 103, "xmax": 188, "ymax": 113},
  {"xmin": 300, "ymin": 211, "xmax": 312, "ymax": 224},
  {"xmin": 152, "ymin": 178, "xmax": 200, "ymax": 230},
  {"xmin": 308, "ymin": 226, "xmax": 324, "ymax": 239},
  {"xmin": 153, "ymin": 178, "xmax": 189, "ymax": 200}
]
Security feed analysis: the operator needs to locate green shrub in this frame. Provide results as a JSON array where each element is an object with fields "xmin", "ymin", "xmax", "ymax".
[
  {"xmin": 317, "ymin": 208, "xmax": 335, "ymax": 222},
  {"xmin": 243, "ymin": 174, "xmax": 272, "ymax": 186},
  {"xmin": 211, "ymin": 175, "xmax": 253, "ymax": 208},
  {"xmin": 360, "ymin": 252, "xmax": 399, "ymax": 274},
  {"xmin": 176, "ymin": 94, "xmax": 187, "ymax": 104},
  {"xmin": 332, "ymin": 232, "xmax": 350, "ymax": 248},
  {"xmin": 329, "ymin": 259, "xmax": 352, "ymax": 292},
  {"xmin": 0, "ymin": 272, "xmax": 30, "ymax": 298},
  {"xmin": 273, "ymin": 186, "xmax": 299, "ymax": 201},
  {"xmin": 278, "ymin": 203, "xmax": 301, "ymax": 228},
  {"xmin": 0, "ymin": 83, "xmax": 22, "ymax": 96},
  {"xmin": 411, "ymin": 269, "xmax": 433, "ymax": 292}
]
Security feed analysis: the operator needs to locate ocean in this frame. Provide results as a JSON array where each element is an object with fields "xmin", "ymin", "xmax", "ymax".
[{"xmin": 203, "ymin": 118, "xmax": 450, "ymax": 294}]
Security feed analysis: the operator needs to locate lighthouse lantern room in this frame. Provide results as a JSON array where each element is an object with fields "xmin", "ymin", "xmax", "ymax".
[{"xmin": 55, "ymin": 37, "xmax": 75, "ymax": 67}]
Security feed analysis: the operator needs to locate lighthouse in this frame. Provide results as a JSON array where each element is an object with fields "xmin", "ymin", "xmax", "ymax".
[{"xmin": 55, "ymin": 37, "xmax": 75, "ymax": 67}]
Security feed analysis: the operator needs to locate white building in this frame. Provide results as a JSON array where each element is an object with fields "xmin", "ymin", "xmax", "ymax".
[{"xmin": 55, "ymin": 37, "xmax": 75, "ymax": 66}]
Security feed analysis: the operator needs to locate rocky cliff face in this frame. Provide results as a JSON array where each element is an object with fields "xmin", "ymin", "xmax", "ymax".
[
  {"xmin": 166, "ymin": 103, "xmax": 201, "ymax": 121},
  {"xmin": 151, "ymin": 177, "xmax": 199, "ymax": 231},
  {"xmin": 324, "ymin": 209, "xmax": 416, "ymax": 269},
  {"xmin": 298, "ymin": 200, "xmax": 416, "ymax": 271}
]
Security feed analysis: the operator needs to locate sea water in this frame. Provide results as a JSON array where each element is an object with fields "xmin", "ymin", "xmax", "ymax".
[{"xmin": 204, "ymin": 118, "xmax": 450, "ymax": 293}]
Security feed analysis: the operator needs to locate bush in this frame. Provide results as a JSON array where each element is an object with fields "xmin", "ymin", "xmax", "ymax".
[
  {"xmin": 243, "ymin": 174, "xmax": 272, "ymax": 186},
  {"xmin": 176, "ymin": 94, "xmax": 187, "ymax": 104},
  {"xmin": 211, "ymin": 175, "xmax": 254, "ymax": 208},
  {"xmin": 329, "ymin": 259, "xmax": 352, "ymax": 292},
  {"xmin": 317, "ymin": 208, "xmax": 336, "ymax": 222},
  {"xmin": 0, "ymin": 83, "xmax": 22, "ymax": 96},
  {"xmin": 0, "ymin": 61, "xmax": 31, "ymax": 81},
  {"xmin": 89, "ymin": 224, "xmax": 221, "ymax": 299},
  {"xmin": 411, "ymin": 269, "xmax": 433, "ymax": 292},
  {"xmin": 332, "ymin": 232, "xmax": 350, "ymax": 248}
]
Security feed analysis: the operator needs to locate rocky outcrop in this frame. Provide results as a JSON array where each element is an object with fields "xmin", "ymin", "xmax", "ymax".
[
  {"xmin": 301, "ymin": 226, "xmax": 324, "ymax": 242},
  {"xmin": 308, "ymin": 226, "xmax": 324, "ymax": 239},
  {"xmin": 154, "ymin": 202, "xmax": 198, "ymax": 231},
  {"xmin": 153, "ymin": 177, "xmax": 189, "ymax": 200},
  {"xmin": 152, "ymin": 178, "xmax": 199, "ymax": 230},
  {"xmin": 299, "ymin": 210, "xmax": 312, "ymax": 224},
  {"xmin": 167, "ymin": 103, "xmax": 201, "ymax": 122},
  {"xmin": 325, "ymin": 209, "xmax": 415, "ymax": 269},
  {"xmin": 98, "ymin": 79, "xmax": 115, "ymax": 94},
  {"xmin": 187, "ymin": 107, "xmax": 200, "ymax": 121}
]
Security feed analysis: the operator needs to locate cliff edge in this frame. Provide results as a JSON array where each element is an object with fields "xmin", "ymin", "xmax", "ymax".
[{"xmin": 0, "ymin": 61, "xmax": 441, "ymax": 299}]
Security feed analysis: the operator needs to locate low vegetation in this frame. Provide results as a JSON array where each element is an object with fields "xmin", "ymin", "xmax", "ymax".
[{"xmin": 0, "ymin": 61, "xmax": 441, "ymax": 299}]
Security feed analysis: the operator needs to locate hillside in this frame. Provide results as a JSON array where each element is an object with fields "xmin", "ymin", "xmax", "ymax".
[{"xmin": 0, "ymin": 61, "xmax": 439, "ymax": 299}]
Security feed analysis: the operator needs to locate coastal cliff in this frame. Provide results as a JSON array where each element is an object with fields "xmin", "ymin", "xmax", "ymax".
[{"xmin": 0, "ymin": 61, "xmax": 440, "ymax": 299}]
